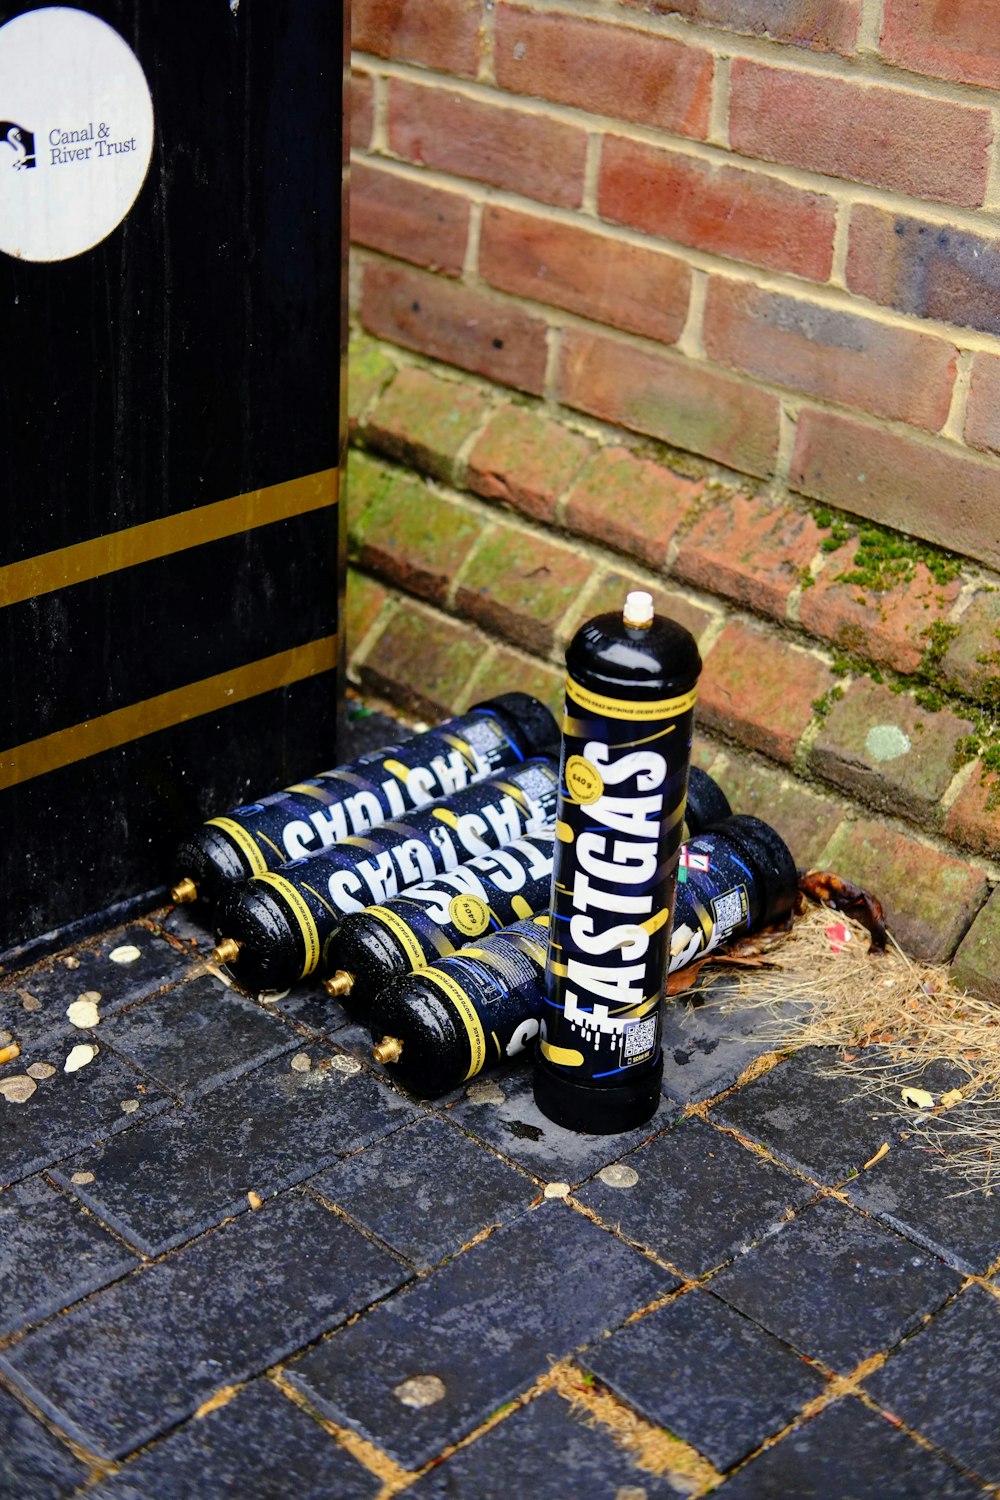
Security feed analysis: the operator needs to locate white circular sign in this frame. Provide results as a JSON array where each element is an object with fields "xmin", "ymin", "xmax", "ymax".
[{"xmin": 0, "ymin": 7, "xmax": 154, "ymax": 262}]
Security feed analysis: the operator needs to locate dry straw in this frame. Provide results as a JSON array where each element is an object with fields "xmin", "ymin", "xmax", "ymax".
[{"xmin": 710, "ymin": 904, "xmax": 1000, "ymax": 1195}]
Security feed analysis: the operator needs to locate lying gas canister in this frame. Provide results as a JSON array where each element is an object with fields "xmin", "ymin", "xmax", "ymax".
[
  {"xmin": 171, "ymin": 692, "xmax": 557, "ymax": 905},
  {"xmin": 212, "ymin": 758, "xmax": 559, "ymax": 993},
  {"xmin": 324, "ymin": 831, "xmax": 556, "ymax": 1009},
  {"xmin": 325, "ymin": 767, "xmax": 729, "ymax": 1012},
  {"xmin": 370, "ymin": 814, "xmax": 797, "ymax": 1097}
]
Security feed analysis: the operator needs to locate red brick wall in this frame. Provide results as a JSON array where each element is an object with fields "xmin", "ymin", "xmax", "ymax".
[
  {"xmin": 346, "ymin": 0, "xmax": 1000, "ymax": 984},
  {"xmin": 350, "ymin": 0, "xmax": 1000, "ymax": 570}
]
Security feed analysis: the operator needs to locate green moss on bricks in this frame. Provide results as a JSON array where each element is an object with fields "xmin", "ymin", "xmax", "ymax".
[{"xmin": 810, "ymin": 504, "xmax": 962, "ymax": 590}]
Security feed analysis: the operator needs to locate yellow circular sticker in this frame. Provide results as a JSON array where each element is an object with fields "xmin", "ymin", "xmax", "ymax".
[
  {"xmin": 449, "ymin": 894, "xmax": 491, "ymax": 937},
  {"xmin": 565, "ymin": 755, "xmax": 604, "ymax": 805}
]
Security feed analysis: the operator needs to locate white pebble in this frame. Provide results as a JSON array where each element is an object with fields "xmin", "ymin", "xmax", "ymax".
[
  {"xmin": 109, "ymin": 945, "xmax": 142, "ymax": 965},
  {"xmin": 544, "ymin": 1182, "xmax": 571, "ymax": 1199},
  {"xmin": 331, "ymin": 1055, "xmax": 361, "ymax": 1075},
  {"xmin": 67, "ymin": 996, "xmax": 100, "ymax": 1028},
  {"xmin": 120, "ymin": 1099, "xmax": 140, "ymax": 1113},
  {"xmin": 0, "ymin": 1076, "xmax": 36, "ymax": 1103},
  {"xmin": 26, "ymin": 1062, "xmax": 56, "ymax": 1081},
  {"xmin": 71, "ymin": 1171, "xmax": 95, "ymax": 1186},
  {"xmin": 290, "ymin": 1054, "xmax": 312, "ymax": 1073},
  {"xmin": 65, "ymin": 1044, "xmax": 98, "ymax": 1074},
  {"xmin": 598, "ymin": 1164, "xmax": 639, "ymax": 1189},
  {"xmin": 393, "ymin": 1374, "xmax": 446, "ymax": 1408}
]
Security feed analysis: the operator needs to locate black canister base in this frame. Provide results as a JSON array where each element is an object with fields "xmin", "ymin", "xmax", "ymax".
[{"xmin": 533, "ymin": 1055, "xmax": 663, "ymax": 1135}]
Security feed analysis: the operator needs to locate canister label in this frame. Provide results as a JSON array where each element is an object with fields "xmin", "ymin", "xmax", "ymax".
[{"xmin": 544, "ymin": 674, "xmax": 696, "ymax": 1082}]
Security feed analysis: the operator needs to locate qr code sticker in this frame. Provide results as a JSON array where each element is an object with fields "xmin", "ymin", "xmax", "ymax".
[
  {"xmin": 464, "ymin": 718, "xmax": 505, "ymax": 755},
  {"xmin": 712, "ymin": 885, "xmax": 748, "ymax": 935},
  {"xmin": 624, "ymin": 1017, "xmax": 657, "ymax": 1059},
  {"xmin": 516, "ymin": 763, "xmax": 557, "ymax": 799}
]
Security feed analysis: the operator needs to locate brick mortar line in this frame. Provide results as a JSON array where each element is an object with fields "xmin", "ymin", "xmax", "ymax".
[
  {"xmin": 352, "ymin": 343, "xmax": 1000, "ymax": 605},
  {"xmin": 360, "ymin": 247, "xmax": 1000, "ymax": 476},
  {"xmin": 984, "ymin": 109, "xmax": 1000, "ymax": 213},
  {"xmin": 353, "ymin": 388, "xmax": 1000, "ymax": 664},
  {"xmin": 351, "ymin": 151, "xmax": 1000, "ymax": 357},
  {"xmin": 708, "ymin": 50, "xmax": 730, "ymax": 148},
  {"xmin": 773, "ymin": 402, "xmax": 801, "ymax": 490},
  {"xmin": 477, "ymin": 0, "xmax": 496, "ymax": 86},
  {"xmin": 354, "ymin": 17, "xmax": 1000, "ymax": 116},
  {"xmin": 542, "ymin": 323, "xmax": 561, "ymax": 405},
  {"xmin": 941, "ymin": 349, "xmax": 976, "ymax": 442},
  {"xmin": 674, "ymin": 267, "xmax": 707, "ymax": 360},
  {"xmin": 350, "ymin": 57, "xmax": 1000, "ymax": 235},
  {"xmin": 369, "ymin": 71, "xmax": 389, "ymax": 154},
  {"xmin": 857, "ymin": 0, "xmax": 886, "ymax": 53},
  {"xmin": 829, "ymin": 198, "xmax": 851, "ymax": 288},
  {"xmin": 581, "ymin": 131, "xmax": 601, "ymax": 214},
  {"xmin": 461, "ymin": 197, "xmax": 484, "ymax": 283}
]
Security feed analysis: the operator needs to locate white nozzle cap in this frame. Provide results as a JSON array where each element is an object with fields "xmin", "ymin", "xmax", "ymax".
[{"xmin": 623, "ymin": 590, "xmax": 654, "ymax": 628}]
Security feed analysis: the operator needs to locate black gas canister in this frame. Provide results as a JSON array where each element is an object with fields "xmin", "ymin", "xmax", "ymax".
[
  {"xmin": 212, "ymin": 759, "xmax": 559, "ymax": 993},
  {"xmin": 534, "ymin": 591, "xmax": 701, "ymax": 1135},
  {"xmin": 172, "ymin": 693, "xmax": 557, "ymax": 905},
  {"xmin": 325, "ymin": 831, "xmax": 555, "ymax": 1009},
  {"xmin": 370, "ymin": 917, "xmax": 550, "ymax": 1096}
]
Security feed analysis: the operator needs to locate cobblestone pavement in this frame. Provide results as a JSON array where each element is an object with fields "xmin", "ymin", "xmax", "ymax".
[{"xmin": 2, "ymin": 729, "xmax": 999, "ymax": 1497}]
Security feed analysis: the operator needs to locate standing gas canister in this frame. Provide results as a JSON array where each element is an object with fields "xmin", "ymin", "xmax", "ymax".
[
  {"xmin": 212, "ymin": 758, "xmax": 559, "ymax": 993},
  {"xmin": 534, "ymin": 591, "xmax": 701, "ymax": 1135},
  {"xmin": 171, "ymin": 692, "xmax": 557, "ymax": 905},
  {"xmin": 324, "ymin": 831, "xmax": 555, "ymax": 1009}
]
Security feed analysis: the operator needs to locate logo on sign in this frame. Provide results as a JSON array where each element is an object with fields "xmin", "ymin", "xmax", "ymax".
[{"xmin": 1, "ymin": 121, "xmax": 34, "ymax": 169}]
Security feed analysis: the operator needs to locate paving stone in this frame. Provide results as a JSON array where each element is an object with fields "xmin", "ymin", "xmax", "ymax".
[
  {"xmin": 99, "ymin": 973, "xmax": 299, "ymax": 1098},
  {"xmin": 0, "ymin": 1040, "xmax": 172, "ymax": 1189},
  {"xmin": 865, "ymin": 1285, "xmax": 1000, "ymax": 1484},
  {"xmin": 403, "ymin": 1387, "xmax": 682, "ymax": 1498},
  {"xmin": 90, "ymin": 1379, "xmax": 381, "ymax": 1500},
  {"xmin": 845, "ymin": 1130, "xmax": 1000, "ymax": 1276},
  {"xmin": 0, "ymin": 1383, "xmax": 89, "ymax": 1500},
  {"xmin": 264, "ymin": 978, "xmax": 354, "ymax": 1037},
  {"xmin": 0, "ymin": 924, "xmax": 191, "ymax": 1049},
  {"xmin": 660, "ymin": 985, "xmax": 806, "ymax": 1104},
  {"xmin": 710, "ymin": 1048, "xmax": 895, "ymax": 1184},
  {"xmin": 287, "ymin": 1201, "xmax": 674, "ymax": 1471},
  {"xmin": 710, "ymin": 1196, "xmax": 960, "ymax": 1373},
  {"xmin": 576, "ymin": 1116, "xmax": 814, "ymax": 1277},
  {"xmin": 310, "ymin": 1113, "xmax": 537, "ymax": 1269},
  {"xmin": 440, "ymin": 1058, "xmax": 680, "ymax": 1185},
  {"xmin": 0, "ymin": 1174, "xmax": 138, "ymax": 1338},
  {"xmin": 0, "ymin": 1188, "xmax": 411, "ymax": 1462},
  {"xmin": 714, "ymin": 1395, "xmax": 988, "ymax": 1498},
  {"xmin": 581, "ymin": 1288, "xmax": 825, "ymax": 1470},
  {"xmin": 148, "ymin": 903, "xmax": 216, "ymax": 956},
  {"xmin": 51, "ymin": 1044, "xmax": 422, "ymax": 1256}
]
